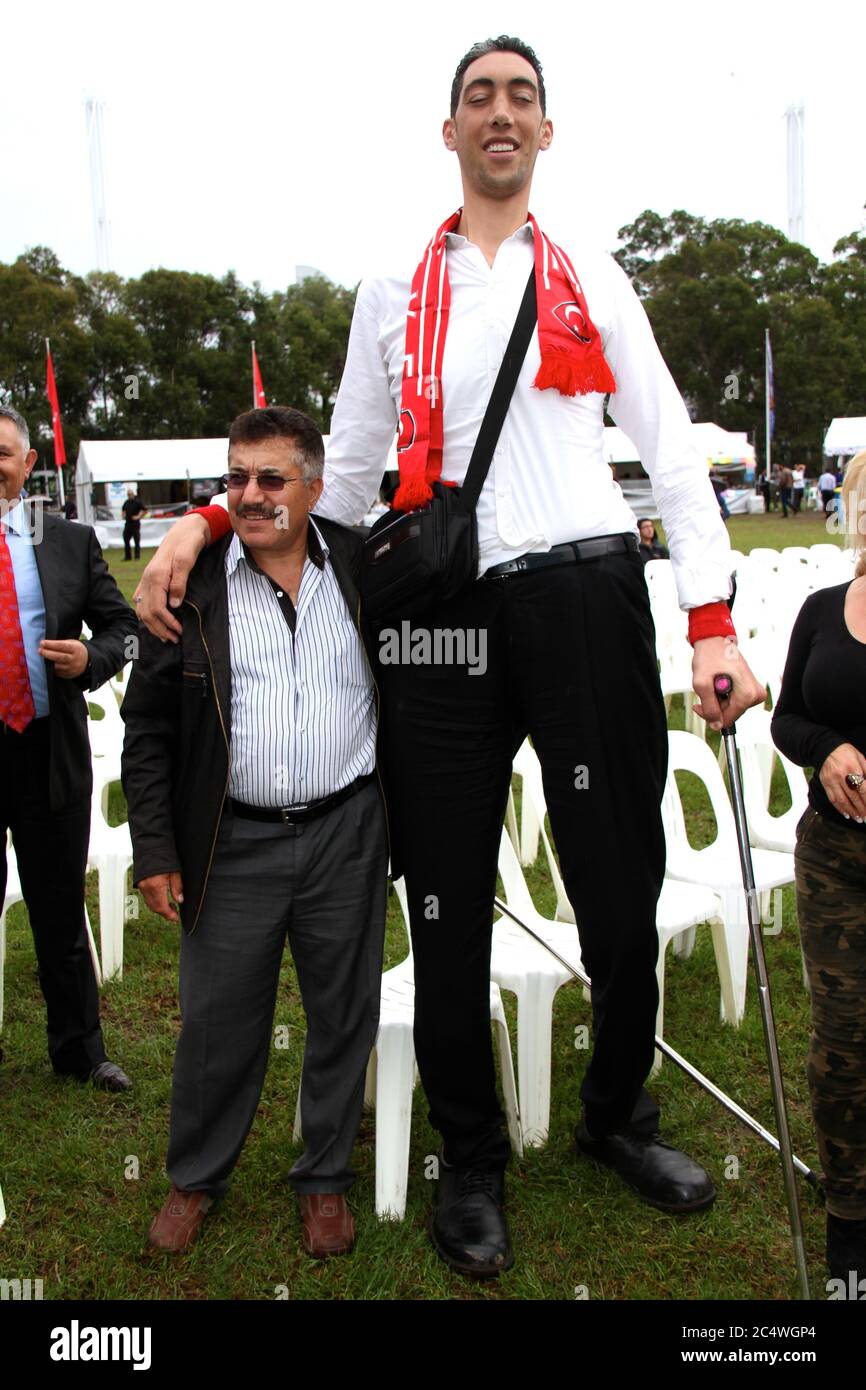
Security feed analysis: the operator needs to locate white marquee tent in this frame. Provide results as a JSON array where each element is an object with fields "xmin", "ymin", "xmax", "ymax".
[
  {"xmin": 824, "ymin": 417, "xmax": 866, "ymax": 459},
  {"xmin": 75, "ymin": 438, "xmax": 229, "ymax": 545}
]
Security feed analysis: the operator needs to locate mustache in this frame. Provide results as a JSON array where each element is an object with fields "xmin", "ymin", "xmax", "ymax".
[{"xmin": 236, "ymin": 503, "xmax": 279, "ymax": 520}]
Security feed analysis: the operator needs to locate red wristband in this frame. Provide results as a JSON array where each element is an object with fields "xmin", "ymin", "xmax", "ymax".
[
  {"xmin": 192, "ymin": 504, "xmax": 232, "ymax": 543},
  {"xmin": 687, "ymin": 602, "xmax": 737, "ymax": 646}
]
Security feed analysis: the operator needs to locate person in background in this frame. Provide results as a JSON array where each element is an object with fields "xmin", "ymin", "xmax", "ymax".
[
  {"xmin": 637, "ymin": 518, "xmax": 669, "ymax": 562},
  {"xmin": 759, "ymin": 474, "xmax": 772, "ymax": 513},
  {"xmin": 779, "ymin": 464, "xmax": 793, "ymax": 518},
  {"xmin": 771, "ymin": 449, "xmax": 866, "ymax": 1291},
  {"xmin": 122, "ymin": 487, "xmax": 146, "ymax": 561},
  {"xmin": 0, "ymin": 405, "xmax": 135, "ymax": 1092},
  {"xmin": 819, "ymin": 466, "xmax": 839, "ymax": 514},
  {"xmin": 792, "ymin": 465, "xmax": 805, "ymax": 514}
]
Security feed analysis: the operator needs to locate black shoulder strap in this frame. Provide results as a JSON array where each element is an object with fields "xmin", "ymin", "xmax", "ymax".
[{"xmin": 457, "ymin": 267, "xmax": 537, "ymax": 514}]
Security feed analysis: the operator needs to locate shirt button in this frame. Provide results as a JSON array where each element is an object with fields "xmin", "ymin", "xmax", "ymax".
[{"xmin": 276, "ymin": 591, "xmax": 284, "ymax": 598}]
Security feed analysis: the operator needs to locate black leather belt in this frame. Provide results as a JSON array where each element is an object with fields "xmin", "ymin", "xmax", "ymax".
[
  {"xmin": 483, "ymin": 532, "xmax": 638, "ymax": 579},
  {"xmin": 230, "ymin": 772, "xmax": 376, "ymax": 825}
]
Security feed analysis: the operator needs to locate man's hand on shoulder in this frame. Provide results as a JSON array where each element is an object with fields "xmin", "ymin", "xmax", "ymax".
[
  {"xmin": 691, "ymin": 637, "xmax": 766, "ymax": 730},
  {"xmin": 134, "ymin": 513, "xmax": 211, "ymax": 643}
]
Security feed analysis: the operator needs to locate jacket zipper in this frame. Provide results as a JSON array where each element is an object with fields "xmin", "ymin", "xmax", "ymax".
[
  {"xmin": 356, "ymin": 594, "xmax": 392, "ymax": 861},
  {"xmin": 186, "ymin": 599, "xmax": 230, "ymax": 933}
]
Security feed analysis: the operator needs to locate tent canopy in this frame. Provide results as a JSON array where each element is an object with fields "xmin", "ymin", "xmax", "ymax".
[
  {"xmin": 824, "ymin": 417, "xmax": 866, "ymax": 458},
  {"xmin": 75, "ymin": 438, "xmax": 229, "ymax": 486},
  {"xmin": 603, "ymin": 422, "xmax": 754, "ymax": 470}
]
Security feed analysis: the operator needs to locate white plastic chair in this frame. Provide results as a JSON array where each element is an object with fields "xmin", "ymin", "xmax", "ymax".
[
  {"xmin": 491, "ymin": 827, "xmax": 581, "ymax": 1147},
  {"xmin": 86, "ymin": 787, "xmax": 134, "ymax": 982},
  {"xmin": 294, "ymin": 877, "xmax": 522, "ymax": 1220},
  {"xmin": 506, "ymin": 754, "xmax": 733, "ymax": 1076},
  {"xmin": 86, "ymin": 685, "xmax": 125, "ymax": 819},
  {"xmin": 662, "ymin": 730, "xmax": 795, "ymax": 1024},
  {"xmin": 734, "ymin": 707, "xmax": 809, "ymax": 854}
]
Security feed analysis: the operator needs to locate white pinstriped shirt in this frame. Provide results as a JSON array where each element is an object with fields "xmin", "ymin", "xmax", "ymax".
[{"xmin": 224, "ymin": 519, "xmax": 375, "ymax": 807}]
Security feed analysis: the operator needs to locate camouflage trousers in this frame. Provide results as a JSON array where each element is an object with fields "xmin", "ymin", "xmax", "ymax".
[{"xmin": 795, "ymin": 807, "xmax": 866, "ymax": 1219}]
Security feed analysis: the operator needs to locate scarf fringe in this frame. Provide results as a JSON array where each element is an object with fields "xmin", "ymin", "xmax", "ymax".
[
  {"xmin": 392, "ymin": 477, "xmax": 433, "ymax": 512},
  {"xmin": 534, "ymin": 351, "xmax": 616, "ymax": 398}
]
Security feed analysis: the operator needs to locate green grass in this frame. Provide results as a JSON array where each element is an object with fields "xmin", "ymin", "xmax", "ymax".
[{"xmin": 0, "ymin": 550, "xmax": 828, "ymax": 1302}]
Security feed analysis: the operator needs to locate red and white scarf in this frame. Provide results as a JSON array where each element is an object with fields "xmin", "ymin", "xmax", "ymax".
[{"xmin": 392, "ymin": 210, "xmax": 616, "ymax": 512}]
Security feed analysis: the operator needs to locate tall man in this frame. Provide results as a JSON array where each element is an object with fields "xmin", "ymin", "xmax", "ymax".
[
  {"xmin": 134, "ymin": 37, "xmax": 764, "ymax": 1277},
  {"xmin": 0, "ymin": 406, "xmax": 134, "ymax": 1089},
  {"xmin": 122, "ymin": 407, "xmax": 387, "ymax": 1257}
]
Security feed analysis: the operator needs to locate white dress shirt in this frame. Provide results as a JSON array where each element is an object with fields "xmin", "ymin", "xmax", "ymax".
[
  {"xmin": 225, "ymin": 519, "xmax": 376, "ymax": 807},
  {"xmin": 318, "ymin": 221, "xmax": 733, "ymax": 611}
]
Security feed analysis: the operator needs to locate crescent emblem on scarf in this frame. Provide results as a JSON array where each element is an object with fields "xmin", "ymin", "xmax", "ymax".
[
  {"xmin": 553, "ymin": 301, "xmax": 593, "ymax": 345},
  {"xmin": 397, "ymin": 409, "xmax": 416, "ymax": 452}
]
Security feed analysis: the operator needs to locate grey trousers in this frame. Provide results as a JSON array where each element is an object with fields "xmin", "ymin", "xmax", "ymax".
[{"xmin": 166, "ymin": 781, "xmax": 387, "ymax": 1197}]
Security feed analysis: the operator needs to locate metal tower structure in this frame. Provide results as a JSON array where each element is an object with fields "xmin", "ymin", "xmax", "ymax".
[
  {"xmin": 785, "ymin": 103, "xmax": 805, "ymax": 246},
  {"xmin": 85, "ymin": 98, "xmax": 112, "ymax": 271}
]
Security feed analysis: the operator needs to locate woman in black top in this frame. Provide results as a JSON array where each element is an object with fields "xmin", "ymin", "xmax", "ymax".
[{"xmin": 772, "ymin": 451, "xmax": 866, "ymax": 1292}]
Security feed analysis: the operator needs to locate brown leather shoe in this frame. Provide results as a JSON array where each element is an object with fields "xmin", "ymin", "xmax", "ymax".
[
  {"xmin": 297, "ymin": 1193, "xmax": 355, "ymax": 1258},
  {"xmin": 148, "ymin": 1185, "xmax": 213, "ymax": 1252}
]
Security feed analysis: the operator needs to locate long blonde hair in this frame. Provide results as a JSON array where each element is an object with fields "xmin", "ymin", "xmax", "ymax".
[{"xmin": 841, "ymin": 450, "xmax": 866, "ymax": 578}]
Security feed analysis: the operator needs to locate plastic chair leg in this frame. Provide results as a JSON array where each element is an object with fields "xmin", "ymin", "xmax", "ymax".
[
  {"xmin": 84, "ymin": 907, "xmax": 102, "ymax": 988},
  {"xmin": 672, "ymin": 925, "xmax": 697, "ymax": 959},
  {"xmin": 515, "ymin": 975, "xmax": 561, "ymax": 1149},
  {"xmin": 97, "ymin": 858, "xmax": 128, "ymax": 981},
  {"xmin": 491, "ymin": 1006, "xmax": 523, "ymax": 1158},
  {"xmin": 374, "ymin": 1026, "xmax": 416, "ymax": 1221}
]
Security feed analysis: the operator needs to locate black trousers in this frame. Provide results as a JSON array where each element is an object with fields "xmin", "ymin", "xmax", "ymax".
[
  {"xmin": 376, "ymin": 545, "xmax": 668, "ymax": 1169},
  {"xmin": 0, "ymin": 718, "xmax": 106, "ymax": 1076},
  {"xmin": 123, "ymin": 520, "xmax": 141, "ymax": 560}
]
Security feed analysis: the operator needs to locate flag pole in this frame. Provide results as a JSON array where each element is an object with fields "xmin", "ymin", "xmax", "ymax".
[
  {"xmin": 764, "ymin": 328, "xmax": 771, "ymax": 486},
  {"xmin": 251, "ymin": 340, "xmax": 257, "ymax": 410},
  {"xmin": 46, "ymin": 337, "xmax": 66, "ymax": 508}
]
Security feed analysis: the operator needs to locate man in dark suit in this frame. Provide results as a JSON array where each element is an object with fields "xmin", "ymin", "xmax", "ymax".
[{"xmin": 0, "ymin": 405, "xmax": 136, "ymax": 1089}]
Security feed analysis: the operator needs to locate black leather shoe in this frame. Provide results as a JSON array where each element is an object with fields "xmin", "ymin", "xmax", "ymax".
[
  {"xmin": 431, "ymin": 1164, "xmax": 514, "ymax": 1277},
  {"xmin": 90, "ymin": 1061, "xmax": 132, "ymax": 1092},
  {"xmin": 575, "ymin": 1121, "xmax": 715, "ymax": 1213}
]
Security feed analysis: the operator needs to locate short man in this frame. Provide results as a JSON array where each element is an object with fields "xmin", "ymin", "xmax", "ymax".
[
  {"xmin": 134, "ymin": 38, "xmax": 764, "ymax": 1276},
  {"xmin": 637, "ymin": 518, "xmax": 669, "ymax": 562},
  {"xmin": 792, "ymin": 465, "xmax": 805, "ymax": 514},
  {"xmin": 121, "ymin": 407, "xmax": 387, "ymax": 1257},
  {"xmin": 779, "ymin": 465, "xmax": 794, "ymax": 518},
  {"xmin": 819, "ymin": 467, "xmax": 838, "ymax": 514},
  {"xmin": 121, "ymin": 488, "xmax": 146, "ymax": 560},
  {"xmin": 0, "ymin": 406, "xmax": 134, "ymax": 1090}
]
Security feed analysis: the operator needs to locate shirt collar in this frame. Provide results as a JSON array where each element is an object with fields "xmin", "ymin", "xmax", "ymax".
[
  {"xmin": 444, "ymin": 220, "xmax": 533, "ymax": 251},
  {"xmin": 225, "ymin": 517, "xmax": 327, "ymax": 578},
  {"xmin": 2, "ymin": 497, "xmax": 32, "ymax": 537}
]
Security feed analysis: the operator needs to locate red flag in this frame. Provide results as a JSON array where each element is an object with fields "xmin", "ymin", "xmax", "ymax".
[
  {"xmin": 252, "ymin": 343, "xmax": 267, "ymax": 409},
  {"xmin": 45, "ymin": 342, "xmax": 67, "ymax": 470}
]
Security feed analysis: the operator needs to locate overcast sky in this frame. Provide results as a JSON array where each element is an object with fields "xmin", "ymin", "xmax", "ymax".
[{"xmin": 2, "ymin": 0, "xmax": 864, "ymax": 292}]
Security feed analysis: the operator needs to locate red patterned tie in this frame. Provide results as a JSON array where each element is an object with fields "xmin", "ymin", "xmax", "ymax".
[{"xmin": 0, "ymin": 527, "xmax": 36, "ymax": 732}]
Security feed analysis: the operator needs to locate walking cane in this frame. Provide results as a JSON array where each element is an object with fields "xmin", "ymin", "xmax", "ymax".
[
  {"xmin": 492, "ymin": 894, "xmax": 819, "ymax": 1189},
  {"xmin": 713, "ymin": 673, "xmax": 811, "ymax": 1299}
]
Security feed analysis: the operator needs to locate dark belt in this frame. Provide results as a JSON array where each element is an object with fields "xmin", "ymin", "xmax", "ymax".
[
  {"xmin": 229, "ymin": 772, "xmax": 376, "ymax": 825},
  {"xmin": 483, "ymin": 532, "xmax": 638, "ymax": 579}
]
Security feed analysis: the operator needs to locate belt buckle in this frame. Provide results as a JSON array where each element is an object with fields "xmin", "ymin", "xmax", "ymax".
[{"xmin": 280, "ymin": 804, "xmax": 308, "ymax": 823}]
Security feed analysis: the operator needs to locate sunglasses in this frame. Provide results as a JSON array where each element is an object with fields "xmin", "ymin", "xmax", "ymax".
[{"xmin": 221, "ymin": 472, "xmax": 305, "ymax": 493}]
